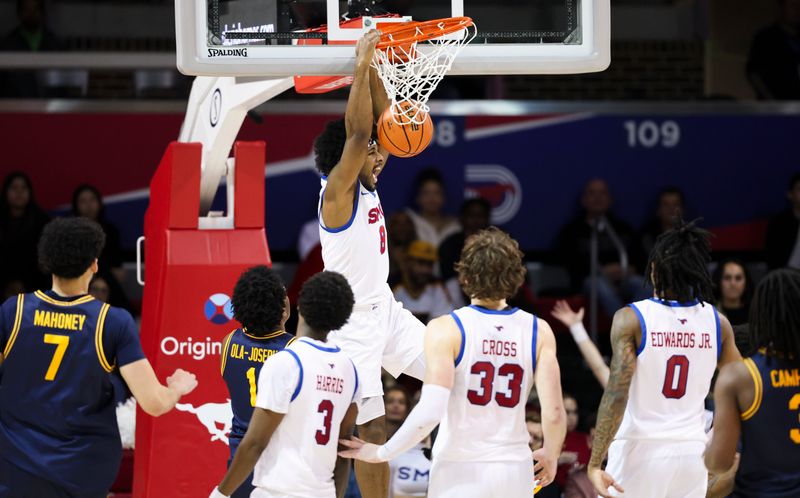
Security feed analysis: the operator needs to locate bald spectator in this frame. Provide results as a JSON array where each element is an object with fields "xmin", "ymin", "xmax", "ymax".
[{"xmin": 392, "ymin": 240, "xmax": 454, "ymax": 323}]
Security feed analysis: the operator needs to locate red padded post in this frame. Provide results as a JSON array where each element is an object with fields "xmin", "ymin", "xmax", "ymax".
[{"xmin": 133, "ymin": 141, "xmax": 270, "ymax": 498}]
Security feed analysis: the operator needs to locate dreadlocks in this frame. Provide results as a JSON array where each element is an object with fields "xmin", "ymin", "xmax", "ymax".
[
  {"xmin": 749, "ymin": 269, "xmax": 800, "ymax": 363},
  {"xmin": 647, "ymin": 218, "xmax": 713, "ymax": 304}
]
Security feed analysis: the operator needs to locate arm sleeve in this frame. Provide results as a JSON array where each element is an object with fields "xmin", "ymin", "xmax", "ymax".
[
  {"xmin": 377, "ymin": 384, "xmax": 450, "ymax": 461},
  {"xmin": 255, "ymin": 351, "xmax": 300, "ymax": 414},
  {"xmin": 104, "ymin": 308, "xmax": 146, "ymax": 368}
]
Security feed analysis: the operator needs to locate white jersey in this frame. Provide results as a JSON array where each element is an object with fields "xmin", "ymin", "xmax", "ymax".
[
  {"xmin": 319, "ymin": 177, "xmax": 390, "ymax": 305},
  {"xmin": 389, "ymin": 443, "xmax": 430, "ymax": 498},
  {"xmin": 433, "ymin": 305, "xmax": 537, "ymax": 463},
  {"xmin": 615, "ymin": 298, "xmax": 720, "ymax": 443},
  {"xmin": 252, "ymin": 337, "xmax": 361, "ymax": 498}
]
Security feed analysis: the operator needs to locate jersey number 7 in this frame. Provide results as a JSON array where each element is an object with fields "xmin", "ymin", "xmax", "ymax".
[{"xmin": 43, "ymin": 334, "xmax": 69, "ymax": 381}]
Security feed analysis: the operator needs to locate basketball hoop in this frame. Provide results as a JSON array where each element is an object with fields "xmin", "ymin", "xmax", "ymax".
[{"xmin": 372, "ymin": 17, "xmax": 476, "ymax": 125}]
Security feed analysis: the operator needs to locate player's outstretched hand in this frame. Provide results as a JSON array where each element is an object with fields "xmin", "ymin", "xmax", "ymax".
[
  {"xmin": 338, "ymin": 436, "xmax": 385, "ymax": 463},
  {"xmin": 355, "ymin": 29, "xmax": 381, "ymax": 67},
  {"xmin": 551, "ymin": 300, "xmax": 585, "ymax": 328},
  {"xmin": 167, "ymin": 368, "xmax": 198, "ymax": 396},
  {"xmin": 587, "ymin": 466, "xmax": 624, "ymax": 498},
  {"xmin": 532, "ymin": 447, "xmax": 557, "ymax": 488}
]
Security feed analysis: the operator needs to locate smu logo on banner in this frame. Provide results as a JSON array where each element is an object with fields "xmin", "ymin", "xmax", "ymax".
[
  {"xmin": 464, "ymin": 164, "xmax": 522, "ymax": 225},
  {"xmin": 176, "ymin": 401, "xmax": 233, "ymax": 445},
  {"xmin": 204, "ymin": 293, "xmax": 234, "ymax": 324}
]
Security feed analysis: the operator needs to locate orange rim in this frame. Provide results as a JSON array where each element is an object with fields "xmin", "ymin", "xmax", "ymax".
[{"xmin": 376, "ymin": 17, "xmax": 474, "ymax": 49}]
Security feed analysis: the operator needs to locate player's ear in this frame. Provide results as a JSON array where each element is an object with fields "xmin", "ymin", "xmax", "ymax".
[
  {"xmin": 91, "ymin": 258, "xmax": 99, "ymax": 274},
  {"xmin": 282, "ymin": 296, "xmax": 291, "ymax": 324}
]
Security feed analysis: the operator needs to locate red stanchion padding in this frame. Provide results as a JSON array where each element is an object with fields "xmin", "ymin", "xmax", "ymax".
[{"xmin": 133, "ymin": 141, "xmax": 271, "ymax": 498}]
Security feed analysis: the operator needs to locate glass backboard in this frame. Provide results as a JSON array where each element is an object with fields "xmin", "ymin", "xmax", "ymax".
[{"xmin": 176, "ymin": 0, "xmax": 610, "ymax": 77}]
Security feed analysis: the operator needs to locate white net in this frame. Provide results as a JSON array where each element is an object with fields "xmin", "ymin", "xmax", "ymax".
[{"xmin": 371, "ymin": 19, "xmax": 477, "ymax": 125}]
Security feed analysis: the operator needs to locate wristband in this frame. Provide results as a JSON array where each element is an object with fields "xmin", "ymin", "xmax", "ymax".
[{"xmin": 569, "ymin": 323, "xmax": 590, "ymax": 344}]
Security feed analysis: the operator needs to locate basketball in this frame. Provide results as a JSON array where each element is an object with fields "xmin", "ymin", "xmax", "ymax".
[{"xmin": 377, "ymin": 103, "xmax": 434, "ymax": 158}]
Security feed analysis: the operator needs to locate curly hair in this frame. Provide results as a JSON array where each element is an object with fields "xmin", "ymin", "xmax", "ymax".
[
  {"xmin": 648, "ymin": 218, "xmax": 713, "ymax": 303},
  {"xmin": 298, "ymin": 271, "xmax": 354, "ymax": 338},
  {"xmin": 231, "ymin": 265, "xmax": 287, "ymax": 336},
  {"xmin": 749, "ymin": 269, "xmax": 800, "ymax": 364},
  {"xmin": 314, "ymin": 119, "xmax": 347, "ymax": 176},
  {"xmin": 38, "ymin": 217, "xmax": 105, "ymax": 279},
  {"xmin": 455, "ymin": 227, "xmax": 526, "ymax": 301}
]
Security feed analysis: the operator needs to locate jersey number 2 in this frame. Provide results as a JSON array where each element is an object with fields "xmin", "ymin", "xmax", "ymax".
[
  {"xmin": 467, "ymin": 361, "xmax": 524, "ymax": 408},
  {"xmin": 43, "ymin": 334, "xmax": 69, "ymax": 381},
  {"xmin": 316, "ymin": 399, "xmax": 334, "ymax": 445},
  {"xmin": 662, "ymin": 355, "xmax": 690, "ymax": 399}
]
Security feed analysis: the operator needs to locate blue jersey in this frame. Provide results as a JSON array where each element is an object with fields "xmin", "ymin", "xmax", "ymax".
[
  {"xmin": 221, "ymin": 328, "xmax": 296, "ymax": 448},
  {"xmin": 733, "ymin": 351, "xmax": 800, "ymax": 498},
  {"xmin": 0, "ymin": 290, "xmax": 145, "ymax": 495}
]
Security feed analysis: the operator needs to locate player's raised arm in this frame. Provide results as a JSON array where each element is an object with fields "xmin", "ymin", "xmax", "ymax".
[
  {"xmin": 340, "ymin": 314, "xmax": 459, "ymax": 462},
  {"xmin": 120, "ymin": 360, "xmax": 197, "ymax": 416},
  {"xmin": 532, "ymin": 318, "xmax": 566, "ymax": 488},
  {"xmin": 322, "ymin": 30, "xmax": 380, "ymax": 227},
  {"xmin": 369, "ymin": 65, "xmax": 392, "ymax": 162},
  {"xmin": 587, "ymin": 307, "xmax": 639, "ymax": 498}
]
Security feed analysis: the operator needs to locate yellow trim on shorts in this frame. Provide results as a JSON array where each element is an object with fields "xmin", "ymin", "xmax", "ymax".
[
  {"xmin": 741, "ymin": 358, "xmax": 762, "ymax": 421},
  {"xmin": 35, "ymin": 291, "xmax": 94, "ymax": 307},
  {"xmin": 220, "ymin": 330, "xmax": 235, "ymax": 375},
  {"xmin": 94, "ymin": 304, "xmax": 115, "ymax": 372},
  {"xmin": 3, "ymin": 294, "xmax": 25, "ymax": 358}
]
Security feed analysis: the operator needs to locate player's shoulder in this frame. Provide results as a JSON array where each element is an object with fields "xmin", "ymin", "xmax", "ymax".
[{"xmin": 102, "ymin": 304, "xmax": 136, "ymax": 328}]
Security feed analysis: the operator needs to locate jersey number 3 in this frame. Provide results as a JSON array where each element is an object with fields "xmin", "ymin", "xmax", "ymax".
[
  {"xmin": 467, "ymin": 361, "xmax": 524, "ymax": 408},
  {"xmin": 662, "ymin": 355, "xmax": 690, "ymax": 399},
  {"xmin": 316, "ymin": 399, "xmax": 334, "ymax": 445}
]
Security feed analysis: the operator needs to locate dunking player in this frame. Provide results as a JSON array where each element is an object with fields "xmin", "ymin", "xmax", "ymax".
[
  {"xmin": 588, "ymin": 220, "xmax": 741, "ymax": 498},
  {"xmin": 705, "ymin": 269, "xmax": 800, "ymax": 497},
  {"xmin": 0, "ymin": 218, "xmax": 198, "ymax": 497},
  {"xmin": 313, "ymin": 31, "xmax": 426, "ymax": 497},
  {"xmin": 210, "ymin": 271, "xmax": 360, "ymax": 498},
  {"xmin": 220, "ymin": 266, "xmax": 296, "ymax": 498},
  {"xmin": 341, "ymin": 228, "xmax": 567, "ymax": 497}
]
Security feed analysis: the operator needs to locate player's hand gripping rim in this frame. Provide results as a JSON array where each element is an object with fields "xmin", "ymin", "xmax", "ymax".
[
  {"xmin": 587, "ymin": 466, "xmax": 625, "ymax": 498},
  {"xmin": 338, "ymin": 436, "xmax": 386, "ymax": 463}
]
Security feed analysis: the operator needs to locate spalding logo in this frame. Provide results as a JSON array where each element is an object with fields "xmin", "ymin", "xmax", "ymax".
[{"xmin": 464, "ymin": 164, "xmax": 522, "ymax": 225}]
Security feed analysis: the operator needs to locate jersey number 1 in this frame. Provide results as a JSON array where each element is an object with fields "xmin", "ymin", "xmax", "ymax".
[
  {"xmin": 43, "ymin": 334, "xmax": 69, "ymax": 381},
  {"xmin": 662, "ymin": 355, "xmax": 690, "ymax": 399},
  {"xmin": 246, "ymin": 367, "xmax": 257, "ymax": 407}
]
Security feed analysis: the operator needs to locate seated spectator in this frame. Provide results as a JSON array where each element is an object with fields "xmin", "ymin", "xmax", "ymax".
[
  {"xmin": 557, "ymin": 179, "xmax": 649, "ymax": 318},
  {"xmin": 639, "ymin": 187, "xmax": 685, "ymax": 257},
  {"xmin": 555, "ymin": 394, "xmax": 591, "ymax": 490},
  {"xmin": 72, "ymin": 184, "xmax": 125, "ymax": 283},
  {"xmin": 766, "ymin": 172, "xmax": 800, "ymax": 269},
  {"xmin": 405, "ymin": 169, "xmax": 460, "ymax": 249},
  {"xmin": 438, "ymin": 197, "xmax": 492, "ymax": 281},
  {"xmin": 712, "ymin": 258, "xmax": 753, "ymax": 326},
  {"xmin": 746, "ymin": 0, "xmax": 800, "ymax": 100},
  {"xmin": 387, "ymin": 211, "xmax": 418, "ymax": 288},
  {"xmin": 0, "ymin": 0, "xmax": 62, "ymax": 98},
  {"xmin": 392, "ymin": 240, "xmax": 454, "ymax": 323},
  {"xmin": 385, "ymin": 386, "xmax": 430, "ymax": 498},
  {"xmin": 562, "ymin": 414, "xmax": 597, "ymax": 498},
  {"xmin": 0, "ymin": 171, "xmax": 49, "ymax": 292}
]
